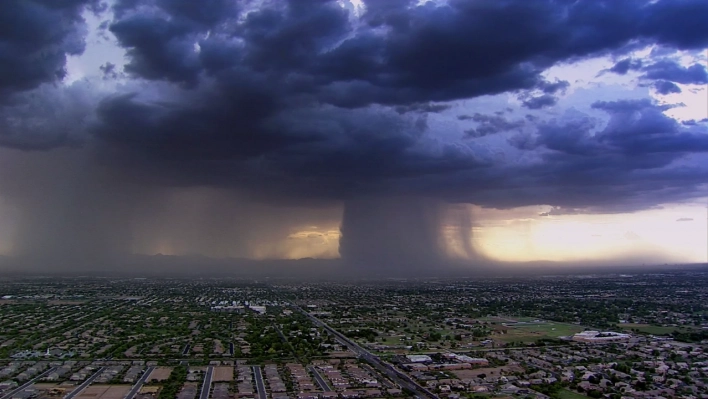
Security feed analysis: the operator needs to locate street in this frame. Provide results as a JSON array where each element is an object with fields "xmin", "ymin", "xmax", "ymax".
[
  {"xmin": 64, "ymin": 367, "xmax": 105, "ymax": 399},
  {"xmin": 292, "ymin": 304, "xmax": 439, "ymax": 399},
  {"xmin": 251, "ymin": 366, "xmax": 267, "ymax": 399},
  {"xmin": 0, "ymin": 367, "xmax": 56, "ymax": 399},
  {"xmin": 199, "ymin": 366, "xmax": 213, "ymax": 399},
  {"xmin": 307, "ymin": 366, "xmax": 333, "ymax": 392},
  {"xmin": 124, "ymin": 367, "xmax": 155, "ymax": 399}
]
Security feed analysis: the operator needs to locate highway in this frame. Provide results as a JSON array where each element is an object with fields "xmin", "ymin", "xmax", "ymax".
[
  {"xmin": 360, "ymin": 364, "xmax": 394, "ymax": 389},
  {"xmin": 199, "ymin": 366, "xmax": 213, "ymax": 399},
  {"xmin": 307, "ymin": 366, "xmax": 332, "ymax": 392},
  {"xmin": 124, "ymin": 367, "xmax": 155, "ymax": 399},
  {"xmin": 0, "ymin": 367, "xmax": 56, "ymax": 399},
  {"xmin": 65, "ymin": 367, "xmax": 105, "ymax": 399},
  {"xmin": 251, "ymin": 366, "xmax": 267, "ymax": 399},
  {"xmin": 293, "ymin": 304, "xmax": 438, "ymax": 399}
]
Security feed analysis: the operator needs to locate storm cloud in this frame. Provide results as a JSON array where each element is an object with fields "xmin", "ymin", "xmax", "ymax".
[
  {"xmin": 0, "ymin": 0, "xmax": 707, "ymax": 270},
  {"xmin": 0, "ymin": 0, "xmax": 100, "ymax": 99}
]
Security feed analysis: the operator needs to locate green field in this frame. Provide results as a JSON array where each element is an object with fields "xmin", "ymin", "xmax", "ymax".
[
  {"xmin": 619, "ymin": 323, "xmax": 676, "ymax": 335},
  {"xmin": 558, "ymin": 389, "xmax": 591, "ymax": 399},
  {"xmin": 494, "ymin": 321, "xmax": 584, "ymax": 343}
]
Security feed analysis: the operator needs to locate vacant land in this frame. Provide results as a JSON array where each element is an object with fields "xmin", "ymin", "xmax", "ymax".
[
  {"xmin": 33, "ymin": 383, "xmax": 76, "ymax": 398},
  {"xmin": 212, "ymin": 366, "xmax": 234, "ymax": 382},
  {"xmin": 75, "ymin": 385, "xmax": 131, "ymax": 399},
  {"xmin": 140, "ymin": 387, "xmax": 160, "ymax": 395},
  {"xmin": 493, "ymin": 321, "xmax": 584, "ymax": 343},
  {"xmin": 148, "ymin": 367, "xmax": 173, "ymax": 382}
]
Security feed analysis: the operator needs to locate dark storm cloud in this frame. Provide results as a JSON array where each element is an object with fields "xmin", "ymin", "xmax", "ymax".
[
  {"xmin": 517, "ymin": 79, "xmax": 569, "ymax": 110},
  {"xmin": 101, "ymin": 0, "xmax": 708, "ymax": 108},
  {"xmin": 653, "ymin": 80, "xmax": 682, "ymax": 95},
  {"xmin": 109, "ymin": 14, "xmax": 202, "ymax": 86},
  {"xmin": 395, "ymin": 103, "xmax": 451, "ymax": 114},
  {"xmin": 682, "ymin": 118, "xmax": 708, "ymax": 126},
  {"xmin": 522, "ymin": 94, "xmax": 559, "ymax": 110},
  {"xmin": 477, "ymin": 99, "xmax": 708, "ymax": 210},
  {"xmin": 4, "ymin": 0, "xmax": 708, "ymax": 152},
  {"xmin": 2, "ymin": 0, "xmax": 708, "ymax": 267},
  {"xmin": 607, "ymin": 58, "xmax": 708, "ymax": 94},
  {"xmin": 0, "ymin": 82, "xmax": 96, "ymax": 150},
  {"xmin": 0, "ymin": 0, "xmax": 98, "ymax": 99},
  {"xmin": 592, "ymin": 100, "xmax": 708, "ymax": 154},
  {"xmin": 538, "ymin": 80, "xmax": 570, "ymax": 95},
  {"xmin": 607, "ymin": 58, "xmax": 643, "ymax": 75},
  {"xmin": 463, "ymin": 113, "xmax": 525, "ymax": 138},
  {"xmin": 642, "ymin": 60, "xmax": 708, "ymax": 85}
]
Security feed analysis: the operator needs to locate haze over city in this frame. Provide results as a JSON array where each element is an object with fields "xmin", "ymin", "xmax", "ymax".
[{"xmin": 0, "ymin": 0, "xmax": 707, "ymax": 275}]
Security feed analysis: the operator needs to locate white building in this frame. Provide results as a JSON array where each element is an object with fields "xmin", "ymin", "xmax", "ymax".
[
  {"xmin": 406, "ymin": 354, "xmax": 432, "ymax": 363},
  {"xmin": 572, "ymin": 331, "xmax": 631, "ymax": 343}
]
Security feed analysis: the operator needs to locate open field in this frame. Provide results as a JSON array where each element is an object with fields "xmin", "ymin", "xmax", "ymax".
[
  {"xmin": 492, "ymin": 321, "xmax": 584, "ymax": 343},
  {"xmin": 140, "ymin": 387, "xmax": 161, "ymax": 395},
  {"xmin": 75, "ymin": 385, "xmax": 131, "ymax": 399},
  {"xmin": 212, "ymin": 366, "xmax": 234, "ymax": 382},
  {"xmin": 33, "ymin": 383, "xmax": 77, "ymax": 397},
  {"xmin": 618, "ymin": 323, "xmax": 676, "ymax": 335},
  {"xmin": 148, "ymin": 367, "xmax": 173, "ymax": 382},
  {"xmin": 477, "ymin": 316, "xmax": 520, "ymax": 323}
]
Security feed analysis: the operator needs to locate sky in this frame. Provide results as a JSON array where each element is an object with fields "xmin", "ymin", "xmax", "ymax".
[{"xmin": 0, "ymin": 0, "xmax": 707, "ymax": 273}]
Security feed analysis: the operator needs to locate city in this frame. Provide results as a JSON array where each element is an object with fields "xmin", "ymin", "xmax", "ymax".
[
  {"xmin": 0, "ymin": 1, "xmax": 707, "ymax": 399},
  {"xmin": 1, "ymin": 272, "xmax": 707, "ymax": 399}
]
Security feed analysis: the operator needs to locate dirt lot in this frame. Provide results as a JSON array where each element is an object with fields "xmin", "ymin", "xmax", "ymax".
[
  {"xmin": 148, "ymin": 367, "xmax": 173, "ymax": 382},
  {"xmin": 75, "ymin": 385, "xmax": 131, "ymax": 399},
  {"xmin": 33, "ymin": 383, "xmax": 77, "ymax": 399},
  {"xmin": 140, "ymin": 387, "xmax": 160, "ymax": 395},
  {"xmin": 212, "ymin": 366, "xmax": 234, "ymax": 382}
]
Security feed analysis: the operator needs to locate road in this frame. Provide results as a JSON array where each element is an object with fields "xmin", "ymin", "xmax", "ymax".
[
  {"xmin": 292, "ymin": 305, "xmax": 438, "ymax": 399},
  {"xmin": 360, "ymin": 364, "xmax": 394, "ymax": 389},
  {"xmin": 199, "ymin": 366, "xmax": 213, "ymax": 399},
  {"xmin": 124, "ymin": 366, "xmax": 155, "ymax": 399},
  {"xmin": 64, "ymin": 367, "xmax": 105, "ymax": 399},
  {"xmin": 251, "ymin": 366, "xmax": 267, "ymax": 399},
  {"xmin": 307, "ymin": 366, "xmax": 332, "ymax": 392},
  {"xmin": 0, "ymin": 367, "xmax": 56, "ymax": 399},
  {"xmin": 273, "ymin": 325, "xmax": 303, "ymax": 364}
]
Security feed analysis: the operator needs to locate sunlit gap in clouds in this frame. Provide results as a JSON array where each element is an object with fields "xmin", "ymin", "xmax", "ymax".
[
  {"xmin": 2, "ymin": 192, "xmax": 704, "ymax": 265},
  {"xmin": 128, "ymin": 200, "xmax": 708, "ymax": 264}
]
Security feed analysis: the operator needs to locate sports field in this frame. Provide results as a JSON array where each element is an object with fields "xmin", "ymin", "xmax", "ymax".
[{"xmin": 491, "ymin": 320, "xmax": 584, "ymax": 343}]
